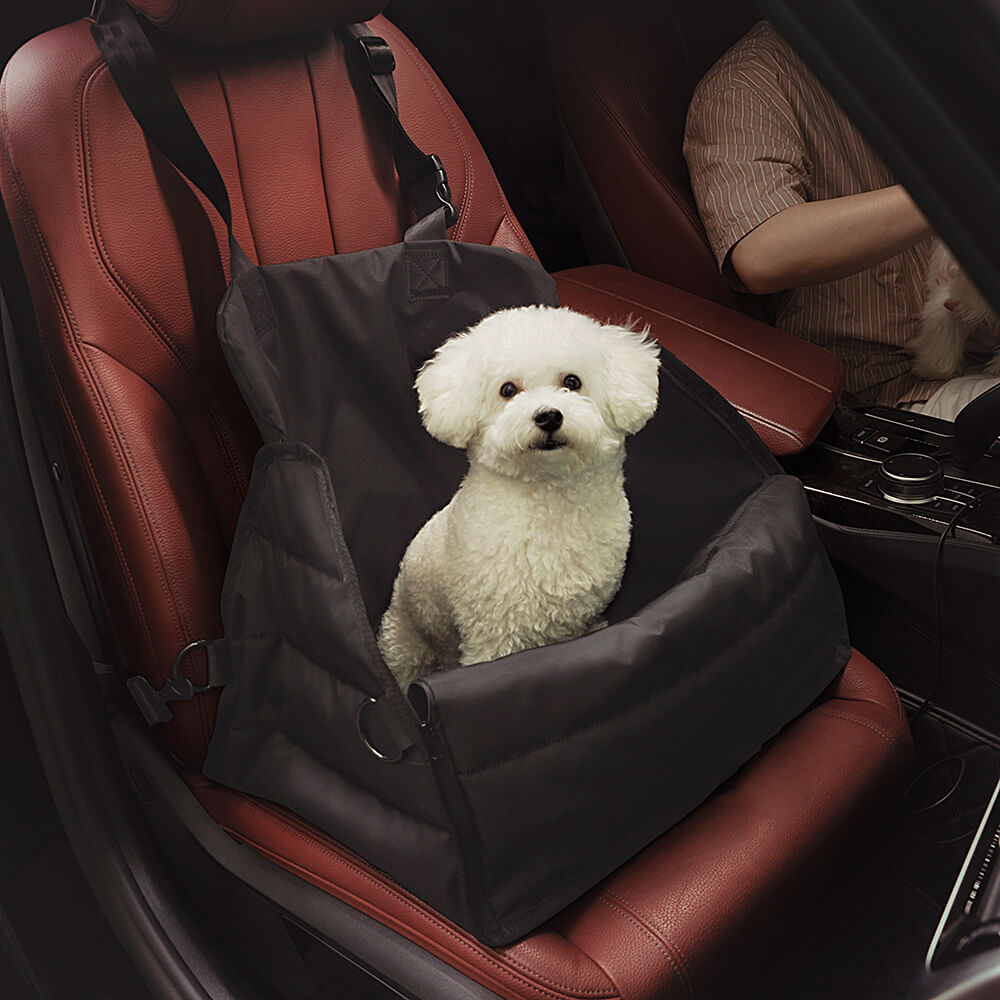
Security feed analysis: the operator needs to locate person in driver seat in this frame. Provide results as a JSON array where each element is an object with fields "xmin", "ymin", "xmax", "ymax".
[{"xmin": 683, "ymin": 19, "xmax": 1000, "ymax": 421}]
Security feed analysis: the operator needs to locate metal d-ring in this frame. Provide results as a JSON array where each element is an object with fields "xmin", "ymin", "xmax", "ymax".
[
  {"xmin": 356, "ymin": 697, "xmax": 404, "ymax": 763},
  {"xmin": 169, "ymin": 638, "xmax": 216, "ymax": 696}
]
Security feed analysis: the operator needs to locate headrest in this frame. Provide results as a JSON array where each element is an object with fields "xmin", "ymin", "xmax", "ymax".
[{"xmin": 129, "ymin": 0, "xmax": 388, "ymax": 46}]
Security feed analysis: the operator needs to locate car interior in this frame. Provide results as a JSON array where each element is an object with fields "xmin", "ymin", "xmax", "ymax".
[{"xmin": 1, "ymin": 1, "xmax": 999, "ymax": 999}]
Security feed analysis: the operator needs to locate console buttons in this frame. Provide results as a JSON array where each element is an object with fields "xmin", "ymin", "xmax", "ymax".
[
  {"xmin": 850, "ymin": 426, "xmax": 875, "ymax": 443},
  {"xmin": 930, "ymin": 498, "xmax": 963, "ymax": 514},
  {"xmin": 942, "ymin": 488, "xmax": 976, "ymax": 504},
  {"xmin": 956, "ymin": 482, "xmax": 995, "ymax": 498},
  {"xmin": 868, "ymin": 431, "xmax": 907, "ymax": 453}
]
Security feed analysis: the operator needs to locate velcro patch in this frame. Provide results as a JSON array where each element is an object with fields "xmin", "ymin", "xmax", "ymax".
[{"xmin": 407, "ymin": 246, "xmax": 449, "ymax": 301}]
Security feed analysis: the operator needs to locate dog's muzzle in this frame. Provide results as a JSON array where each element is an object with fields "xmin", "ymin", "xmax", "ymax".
[
  {"xmin": 532, "ymin": 408, "xmax": 566, "ymax": 450},
  {"xmin": 534, "ymin": 408, "xmax": 563, "ymax": 432}
]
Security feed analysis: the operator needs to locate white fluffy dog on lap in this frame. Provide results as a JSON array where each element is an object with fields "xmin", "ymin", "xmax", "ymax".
[{"xmin": 377, "ymin": 305, "xmax": 661, "ymax": 688}]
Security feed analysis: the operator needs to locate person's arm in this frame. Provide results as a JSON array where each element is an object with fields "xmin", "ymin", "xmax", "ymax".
[{"xmin": 730, "ymin": 184, "xmax": 933, "ymax": 294}]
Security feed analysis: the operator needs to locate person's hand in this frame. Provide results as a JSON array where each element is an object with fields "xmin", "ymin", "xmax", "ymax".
[{"xmin": 946, "ymin": 300, "xmax": 1000, "ymax": 357}]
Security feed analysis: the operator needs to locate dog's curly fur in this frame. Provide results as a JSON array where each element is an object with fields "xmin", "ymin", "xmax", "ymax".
[
  {"xmin": 377, "ymin": 305, "xmax": 661, "ymax": 688},
  {"xmin": 909, "ymin": 241, "xmax": 1000, "ymax": 379}
]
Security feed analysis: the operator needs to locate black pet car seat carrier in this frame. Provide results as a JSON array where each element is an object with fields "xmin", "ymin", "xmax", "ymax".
[{"xmin": 94, "ymin": 0, "xmax": 852, "ymax": 946}]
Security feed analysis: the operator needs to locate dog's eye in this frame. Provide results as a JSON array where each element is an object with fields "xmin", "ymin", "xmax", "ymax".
[
  {"xmin": 499, "ymin": 381, "xmax": 520, "ymax": 399},
  {"xmin": 562, "ymin": 374, "xmax": 582, "ymax": 391}
]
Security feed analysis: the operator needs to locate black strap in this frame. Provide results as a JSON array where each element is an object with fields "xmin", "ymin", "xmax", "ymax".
[
  {"xmin": 341, "ymin": 25, "xmax": 457, "ymax": 227},
  {"xmin": 91, "ymin": 0, "xmax": 253, "ymax": 276},
  {"xmin": 90, "ymin": 0, "xmax": 456, "ymax": 241},
  {"xmin": 85, "ymin": 0, "xmax": 458, "ymax": 725}
]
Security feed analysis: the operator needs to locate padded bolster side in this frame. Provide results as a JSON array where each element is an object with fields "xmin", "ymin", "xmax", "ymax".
[{"xmin": 554, "ymin": 265, "xmax": 844, "ymax": 456}]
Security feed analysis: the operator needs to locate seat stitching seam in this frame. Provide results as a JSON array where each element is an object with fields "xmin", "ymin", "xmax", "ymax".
[
  {"xmin": 500, "ymin": 953, "xmax": 618, "ymax": 997},
  {"xmin": 599, "ymin": 890, "xmax": 693, "ymax": 997},
  {"xmin": 45, "ymin": 343, "xmax": 155, "ymax": 668},
  {"xmin": 1, "ymin": 61, "xmax": 163, "ymax": 673},
  {"xmin": 811, "ymin": 707, "xmax": 897, "ymax": 746},
  {"xmin": 593, "ymin": 894, "xmax": 693, "ymax": 1000},
  {"xmin": 212, "ymin": 796, "xmax": 618, "ymax": 999},
  {"xmin": 79, "ymin": 62, "xmax": 250, "ymax": 697},
  {"xmin": 78, "ymin": 63, "xmax": 207, "ymax": 717},
  {"xmin": 736, "ymin": 410, "xmax": 803, "ymax": 445},
  {"xmin": 48, "ymin": 353, "xmax": 155, "ymax": 661},
  {"xmin": 83, "ymin": 64, "xmax": 249, "ymax": 516},
  {"xmin": 303, "ymin": 48, "xmax": 337, "ymax": 255},
  {"xmin": 214, "ymin": 66, "xmax": 262, "ymax": 263},
  {"xmin": 83, "ymin": 339, "xmax": 199, "ymax": 413}
]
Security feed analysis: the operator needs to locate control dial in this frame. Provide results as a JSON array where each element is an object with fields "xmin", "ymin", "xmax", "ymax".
[{"xmin": 876, "ymin": 453, "xmax": 944, "ymax": 504}]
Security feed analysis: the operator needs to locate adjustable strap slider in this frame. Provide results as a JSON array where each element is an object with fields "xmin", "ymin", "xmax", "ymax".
[
  {"xmin": 410, "ymin": 154, "xmax": 458, "ymax": 229},
  {"xmin": 357, "ymin": 35, "xmax": 396, "ymax": 75},
  {"xmin": 127, "ymin": 638, "xmax": 229, "ymax": 726}
]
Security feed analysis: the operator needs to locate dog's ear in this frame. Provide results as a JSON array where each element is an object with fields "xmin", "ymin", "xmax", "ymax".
[
  {"xmin": 415, "ymin": 334, "xmax": 481, "ymax": 449},
  {"xmin": 601, "ymin": 325, "xmax": 661, "ymax": 435}
]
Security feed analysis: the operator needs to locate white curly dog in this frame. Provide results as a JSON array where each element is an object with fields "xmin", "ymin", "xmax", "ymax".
[
  {"xmin": 377, "ymin": 305, "xmax": 661, "ymax": 688},
  {"xmin": 909, "ymin": 241, "xmax": 1000, "ymax": 380}
]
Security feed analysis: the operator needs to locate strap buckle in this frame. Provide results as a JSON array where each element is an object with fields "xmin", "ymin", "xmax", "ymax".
[
  {"xmin": 127, "ymin": 639, "xmax": 218, "ymax": 726},
  {"xmin": 413, "ymin": 154, "xmax": 457, "ymax": 229},
  {"xmin": 357, "ymin": 35, "xmax": 396, "ymax": 75}
]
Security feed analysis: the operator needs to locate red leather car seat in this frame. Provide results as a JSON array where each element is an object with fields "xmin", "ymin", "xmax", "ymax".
[
  {"xmin": 550, "ymin": 0, "xmax": 759, "ymax": 314},
  {"xmin": 0, "ymin": 1, "xmax": 911, "ymax": 997}
]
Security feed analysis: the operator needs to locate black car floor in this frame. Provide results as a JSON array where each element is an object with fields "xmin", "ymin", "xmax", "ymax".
[
  {"xmin": 758, "ymin": 704, "xmax": 1000, "ymax": 1000},
  {"xmin": 0, "ymin": 641, "xmax": 152, "ymax": 1000}
]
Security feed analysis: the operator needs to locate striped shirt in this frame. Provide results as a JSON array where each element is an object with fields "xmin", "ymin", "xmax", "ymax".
[{"xmin": 683, "ymin": 21, "xmax": 941, "ymax": 405}]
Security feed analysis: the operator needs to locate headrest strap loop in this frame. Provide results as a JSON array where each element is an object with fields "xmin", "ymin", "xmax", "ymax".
[
  {"xmin": 341, "ymin": 24, "xmax": 457, "ymax": 228},
  {"xmin": 91, "ymin": 0, "xmax": 457, "ymax": 247}
]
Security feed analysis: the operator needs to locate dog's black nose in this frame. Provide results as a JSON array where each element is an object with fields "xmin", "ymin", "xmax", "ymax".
[{"xmin": 534, "ymin": 408, "xmax": 563, "ymax": 432}]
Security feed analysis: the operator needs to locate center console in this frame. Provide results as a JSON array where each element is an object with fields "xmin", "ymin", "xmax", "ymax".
[
  {"xmin": 797, "ymin": 404, "xmax": 1000, "ymax": 1000},
  {"xmin": 787, "ymin": 403, "xmax": 1000, "ymax": 544}
]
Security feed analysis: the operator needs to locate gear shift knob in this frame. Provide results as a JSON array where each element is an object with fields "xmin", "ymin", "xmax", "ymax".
[{"xmin": 951, "ymin": 383, "xmax": 1000, "ymax": 472}]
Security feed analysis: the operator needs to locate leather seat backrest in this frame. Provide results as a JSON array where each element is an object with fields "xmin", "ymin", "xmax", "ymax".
[
  {"xmin": 0, "ymin": 1, "xmax": 536, "ymax": 767},
  {"xmin": 550, "ymin": 0, "xmax": 760, "ymax": 314}
]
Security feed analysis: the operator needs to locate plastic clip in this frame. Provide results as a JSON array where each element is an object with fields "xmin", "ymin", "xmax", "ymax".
[
  {"xmin": 127, "ymin": 639, "xmax": 215, "ymax": 726},
  {"xmin": 357, "ymin": 35, "xmax": 396, "ymax": 75},
  {"xmin": 414, "ymin": 154, "xmax": 457, "ymax": 229}
]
